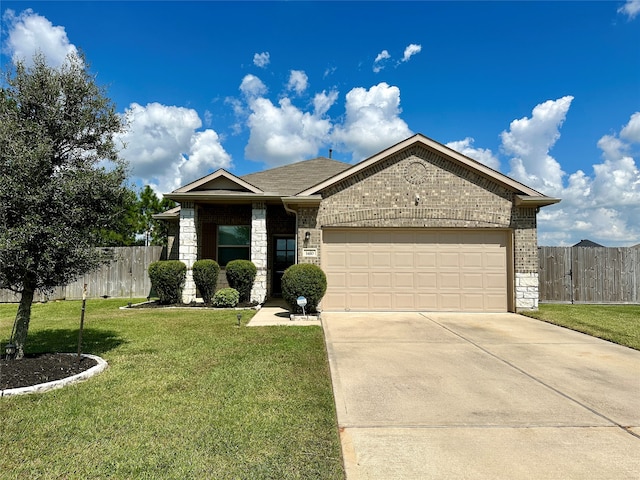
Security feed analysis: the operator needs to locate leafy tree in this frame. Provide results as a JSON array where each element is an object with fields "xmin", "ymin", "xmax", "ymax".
[
  {"xmin": 99, "ymin": 186, "xmax": 145, "ymax": 246},
  {"xmin": 138, "ymin": 185, "xmax": 176, "ymax": 246},
  {"xmin": 0, "ymin": 52, "xmax": 128, "ymax": 359}
]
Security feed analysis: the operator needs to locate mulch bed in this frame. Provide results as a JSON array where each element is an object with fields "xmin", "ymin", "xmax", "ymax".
[
  {"xmin": 128, "ymin": 300, "xmax": 259, "ymax": 308},
  {"xmin": 0, "ymin": 353, "xmax": 97, "ymax": 390}
]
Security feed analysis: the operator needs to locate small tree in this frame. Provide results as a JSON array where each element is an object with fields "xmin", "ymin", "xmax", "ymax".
[
  {"xmin": 281, "ymin": 264, "xmax": 327, "ymax": 314},
  {"xmin": 0, "ymin": 52, "xmax": 128, "ymax": 359},
  {"xmin": 192, "ymin": 259, "xmax": 220, "ymax": 305},
  {"xmin": 225, "ymin": 260, "xmax": 257, "ymax": 303}
]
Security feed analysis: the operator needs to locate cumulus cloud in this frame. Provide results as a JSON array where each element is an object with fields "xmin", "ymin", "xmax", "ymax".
[
  {"xmin": 2, "ymin": 9, "xmax": 78, "ymax": 67},
  {"xmin": 253, "ymin": 51, "xmax": 270, "ymax": 68},
  {"xmin": 244, "ymin": 95, "xmax": 334, "ymax": 167},
  {"xmin": 446, "ymin": 138, "xmax": 501, "ymax": 170},
  {"xmin": 287, "ymin": 70, "xmax": 308, "ymax": 95},
  {"xmin": 502, "ymin": 96, "xmax": 573, "ymax": 195},
  {"xmin": 240, "ymin": 74, "xmax": 268, "ymax": 98},
  {"xmin": 332, "ymin": 82, "xmax": 413, "ymax": 161},
  {"xmin": 401, "ymin": 44, "xmax": 422, "ymax": 62},
  {"xmin": 117, "ymin": 102, "xmax": 232, "ymax": 194},
  {"xmin": 373, "ymin": 49, "xmax": 390, "ymax": 72},
  {"xmin": 618, "ymin": 0, "xmax": 640, "ymax": 19},
  {"xmin": 499, "ymin": 101, "xmax": 640, "ymax": 245}
]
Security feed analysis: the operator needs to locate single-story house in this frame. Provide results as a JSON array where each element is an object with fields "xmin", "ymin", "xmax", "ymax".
[{"xmin": 156, "ymin": 133, "xmax": 560, "ymax": 312}]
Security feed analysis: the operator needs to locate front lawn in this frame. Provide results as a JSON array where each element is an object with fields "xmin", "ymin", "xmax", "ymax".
[
  {"xmin": 522, "ymin": 304, "xmax": 640, "ymax": 350},
  {"xmin": 0, "ymin": 299, "xmax": 344, "ymax": 479}
]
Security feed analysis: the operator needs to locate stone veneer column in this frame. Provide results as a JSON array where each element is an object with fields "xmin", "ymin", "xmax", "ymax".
[
  {"xmin": 250, "ymin": 202, "xmax": 267, "ymax": 303},
  {"xmin": 515, "ymin": 272, "xmax": 539, "ymax": 310},
  {"xmin": 179, "ymin": 203, "xmax": 197, "ymax": 303}
]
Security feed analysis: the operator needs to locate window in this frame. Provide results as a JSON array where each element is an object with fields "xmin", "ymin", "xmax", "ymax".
[{"xmin": 217, "ymin": 225, "xmax": 250, "ymax": 266}]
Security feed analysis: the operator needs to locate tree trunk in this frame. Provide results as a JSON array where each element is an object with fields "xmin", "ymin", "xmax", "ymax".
[{"xmin": 13, "ymin": 283, "xmax": 35, "ymax": 360}]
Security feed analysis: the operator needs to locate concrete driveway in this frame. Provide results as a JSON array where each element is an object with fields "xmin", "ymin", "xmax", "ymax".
[{"xmin": 322, "ymin": 312, "xmax": 640, "ymax": 479}]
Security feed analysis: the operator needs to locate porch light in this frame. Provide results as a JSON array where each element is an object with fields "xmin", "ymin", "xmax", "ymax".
[
  {"xmin": 304, "ymin": 231, "xmax": 311, "ymax": 242},
  {"xmin": 4, "ymin": 343, "xmax": 16, "ymax": 359}
]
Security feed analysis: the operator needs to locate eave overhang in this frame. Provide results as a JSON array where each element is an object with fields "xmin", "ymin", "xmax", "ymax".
[{"xmin": 514, "ymin": 195, "xmax": 561, "ymax": 208}]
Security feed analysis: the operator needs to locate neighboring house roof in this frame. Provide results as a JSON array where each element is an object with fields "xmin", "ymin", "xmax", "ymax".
[{"xmin": 573, "ymin": 239, "xmax": 605, "ymax": 248}]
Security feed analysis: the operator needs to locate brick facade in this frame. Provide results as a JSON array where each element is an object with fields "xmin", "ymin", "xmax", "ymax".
[
  {"xmin": 312, "ymin": 146, "xmax": 540, "ymax": 311},
  {"xmin": 168, "ymin": 140, "xmax": 546, "ymax": 311}
]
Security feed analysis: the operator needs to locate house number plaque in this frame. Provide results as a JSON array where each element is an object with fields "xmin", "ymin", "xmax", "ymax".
[{"xmin": 302, "ymin": 248, "xmax": 318, "ymax": 258}]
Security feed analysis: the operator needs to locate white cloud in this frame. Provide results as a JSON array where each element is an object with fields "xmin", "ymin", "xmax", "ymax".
[
  {"xmin": 253, "ymin": 51, "xmax": 270, "ymax": 68},
  {"xmin": 373, "ymin": 49, "xmax": 390, "ymax": 73},
  {"xmin": 620, "ymin": 112, "xmax": 640, "ymax": 142},
  {"xmin": 240, "ymin": 74, "xmax": 268, "ymax": 98},
  {"xmin": 332, "ymin": 82, "xmax": 413, "ymax": 161},
  {"xmin": 314, "ymin": 90, "xmax": 339, "ymax": 117},
  {"xmin": 244, "ymin": 96, "xmax": 334, "ymax": 167},
  {"xmin": 287, "ymin": 70, "xmax": 308, "ymax": 95},
  {"xmin": 3, "ymin": 9, "xmax": 78, "ymax": 68},
  {"xmin": 534, "ymin": 111, "xmax": 640, "ymax": 245},
  {"xmin": 401, "ymin": 44, "xmax": 422, "ymax": 62},
  {"xmin": 502, "ymin": 96, "xmax": 573, "ymax": 195},
  {"xmin": 117, "ymin": 102, "xmax": 231, "ymax": 194},
  {"xmin": 618, "ymin": 0, "xmax": 640, "ymax": 19},
  {"xmin": 446, "ymin": 137, "xmax": 501, "ymax": 170}
]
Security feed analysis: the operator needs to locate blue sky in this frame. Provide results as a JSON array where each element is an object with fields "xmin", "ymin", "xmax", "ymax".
[{"xmin": 1, "ymin": 1, "xmax": 639, "ymax": 246}]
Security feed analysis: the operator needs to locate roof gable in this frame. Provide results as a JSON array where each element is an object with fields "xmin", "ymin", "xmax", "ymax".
[
  {"xmin": 173, "ymin": 169, "xmax": 262, "ymax": 194},
  {"xmin": 298, "ymin": 134, "xmax": 558, "ymax": 205}
]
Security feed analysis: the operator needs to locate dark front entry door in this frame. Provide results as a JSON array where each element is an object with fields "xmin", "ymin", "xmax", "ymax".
[{"xmin": 273, "ymin": 236, "xmax": 295, "ymax": 296}]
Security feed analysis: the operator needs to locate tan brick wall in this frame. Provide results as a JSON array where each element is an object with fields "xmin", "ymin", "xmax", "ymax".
[{"xmin": 314, "ymin": 145, "xmax": 540, "ymax": 279}]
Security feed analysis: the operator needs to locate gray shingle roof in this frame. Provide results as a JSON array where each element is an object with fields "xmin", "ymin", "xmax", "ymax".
[{"xmin": 240, "ymin": 157, "xmax": 351, "ymax": 196}]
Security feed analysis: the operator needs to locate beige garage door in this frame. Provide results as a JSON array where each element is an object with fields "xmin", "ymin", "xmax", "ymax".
[{"xmin": 322, "ymin": 229, "xmax": 509, "ymax": 312}]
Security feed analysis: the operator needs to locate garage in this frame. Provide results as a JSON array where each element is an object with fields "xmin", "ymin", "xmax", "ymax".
[{"xmin": 321, "ymin": 229, "xmax": 511, "ymax": 312}]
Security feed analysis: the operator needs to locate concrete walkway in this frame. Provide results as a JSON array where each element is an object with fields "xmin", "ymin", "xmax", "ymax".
[
  {"xmin": 246, "ymin": 298, "xmax": 321, "ymax": 326},
  {"xmin": 323, "ymin": 312, "xmax": 640, "ymax": 479}
]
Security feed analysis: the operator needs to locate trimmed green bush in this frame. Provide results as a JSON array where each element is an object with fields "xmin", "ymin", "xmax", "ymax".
[
  {"xmin": 192, "ymin": 259, "xmax": 220, "ymax": 305},
  {"xmin": 148, "ymin": 260, "xmax": 186, "ymax": 304},
  {"xmin": 212, "ymin": 288, "xmax": 240, "ymax": 308},
  {"xmin": 281, "ymin": 263, "xmax": 327, "ymax": 314},
  {"xmin": 225, "ymin": 259, "xmax": 257, "ymax": 302}
]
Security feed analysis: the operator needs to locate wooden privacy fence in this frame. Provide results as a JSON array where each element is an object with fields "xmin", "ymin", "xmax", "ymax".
[
  {"xmin": 539, "ymin": 246, "xmax": 639, "ymax": 304},
  {"xmin": 0, "ymin": 246, "xmax": 163, "ymax": 303}
]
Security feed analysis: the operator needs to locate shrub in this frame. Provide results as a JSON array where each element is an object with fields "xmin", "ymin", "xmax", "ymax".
[
  {"xmin": 212, "ymin": 288, "xmax": 240, "ymax": 308},
  {"xmin": 225, "ymin": 260, "xmax": 257, "ymax": 302},
  {"xmin": 281, "ymin": 263, "xmax": 327, "ymax": 314},
  {"xmin": 192, "ymin": 259, "xmax": 220, "ymax": 305},
  {"xmin": 148, "ymin": 260, "xmax": 186, "ymax": 304}
]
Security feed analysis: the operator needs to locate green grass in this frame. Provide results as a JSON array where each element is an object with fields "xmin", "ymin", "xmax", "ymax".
[
  {"xmin": 522, "ymin": 304, "xmax": 640, "ymax": 350},
  {"xmin": 0, "ymin": 299, "xmax": 344, "ymax": 479}
]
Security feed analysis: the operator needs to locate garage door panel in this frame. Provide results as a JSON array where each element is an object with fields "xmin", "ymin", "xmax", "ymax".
[
  {"xmin": 439, "ymin": 252, "xmax": 460, "ymax": 267},
  {"xmin": 462, "ymin": 272, "xmax": 484, "ymax": 289},
  {"xmin": 349, "ymin": 272, "xmax": 369, "ymax": 288},
  {"xmin": 348, "ymin": 251, "xmax": 369, "ymax": 268},
  {"xmin": 322, "ymin": 229, "xmax": 508, "ymax": 312},
  {"xmin": 371, "ymin": 252, "xmax": 391, "ymax": 268},
  {"xmin": 372, "ymin": 293, "xmax": 393, "ymax": 309},
  {"xmin": 394, "ymin": 272, "xmax": 415, "ymax": 288},
  {"xmin": 326, "ymin": 251, "xmax": 347, "ymax": 268},
  {"xmin": 371, "ymin": 272, "xmax": 391, "ymax": 288},
  {"xmin": 393, "ymin": 252, "xmax": 414, "ymax": 268},
  {"xmin": 439, "ymin": 273, "xmax": 460, "ymax": 288}
]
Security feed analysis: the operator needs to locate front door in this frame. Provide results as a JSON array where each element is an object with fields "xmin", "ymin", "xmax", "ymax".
[{"xmin": 273, "ymin": 236, "xmax": 296, "ymax": 296}]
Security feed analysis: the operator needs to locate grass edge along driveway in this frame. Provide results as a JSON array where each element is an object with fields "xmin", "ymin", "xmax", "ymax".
[
  {"xmin": 522, "ymin": 303, "xmax": 640, "ymax": 351},
  {"xmin": 0, "ymin": 299, "xmax": 344, "ymax": 480}
]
